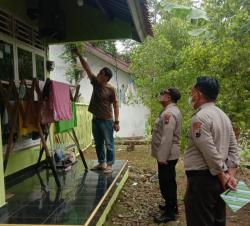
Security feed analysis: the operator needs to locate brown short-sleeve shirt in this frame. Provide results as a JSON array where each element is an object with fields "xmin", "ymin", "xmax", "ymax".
[{"xmin": 88, "ymin": 75, "xmax": 117, "ymax": 120}]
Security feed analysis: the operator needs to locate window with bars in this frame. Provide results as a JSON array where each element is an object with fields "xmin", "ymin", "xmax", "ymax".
[
  {"xmin": 17, "ymin": 47, "xmax": 33, "ymax": 80},
  {"xmin": 0, "ymin": 9, "xmax": 46, "ymax": 81},
  {"xmin": 0, "ymin": 40, "xmax": 14, "ymax": 80}
]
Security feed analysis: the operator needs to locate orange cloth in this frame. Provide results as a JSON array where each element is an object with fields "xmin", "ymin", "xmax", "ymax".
[{"xmin": 19, "ymin": 101, "xmax": 38, "ymax": 136}]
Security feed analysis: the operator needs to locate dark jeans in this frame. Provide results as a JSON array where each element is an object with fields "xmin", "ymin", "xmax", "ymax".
[
  {"xmin": 92, "ymin": 118, "xmax": 115, "ymax": 165},
  {"xmin": 184, "ymin": 170, "xmax": 226, "ymax": 226},
  {"xmin": 158, "ymin": 159, "xmax": 178, "ymax": 212}
]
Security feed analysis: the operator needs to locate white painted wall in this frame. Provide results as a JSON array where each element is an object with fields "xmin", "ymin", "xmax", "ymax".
[{"xmin": 49, "ymin": 44, "xmax": 149, "ymax": 138}]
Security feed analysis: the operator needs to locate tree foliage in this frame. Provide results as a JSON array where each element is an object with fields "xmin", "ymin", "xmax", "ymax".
[
  {"xmin": 130, "ymin": 0, "xmax": 250, "ymax": 153},
  {"xmin": 89, "ymin": 40, "xmax": 117, "ymax": 57},
  {"xmin": 60, "ymin": 42, "xmax": 85, "ymax": 86}
]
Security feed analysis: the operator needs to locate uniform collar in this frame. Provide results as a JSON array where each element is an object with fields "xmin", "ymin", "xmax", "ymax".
[
  {"xmin": 198, "ymin": 102, "xmax": 215, "ymax": 110},
  {"xmin": 192, "ymin": 102, "xmax": 215, "ymax": 116},
  {"xmin": 200, "ymin": 102, "xmax": 215, "ymax": 109},
  {"xmin": 165, "ymin": 103, "xmax": 176, "ymax": 110}
]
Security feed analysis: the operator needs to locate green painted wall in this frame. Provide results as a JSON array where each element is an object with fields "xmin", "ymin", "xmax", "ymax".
[{"xmin": 5, "ymin": 146, "xmax": 43, "ymax": 177}]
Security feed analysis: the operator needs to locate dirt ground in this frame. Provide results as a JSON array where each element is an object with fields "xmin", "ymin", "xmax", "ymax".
[{"xmin": 84, "ymin": 145, "xmax": 250, "ymax": 226}]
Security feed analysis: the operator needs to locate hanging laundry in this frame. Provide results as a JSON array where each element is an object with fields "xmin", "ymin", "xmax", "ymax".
[
  {"xmin": 18, "ymin": 83, "xmax": 26, "ymax": 99},
  {"xmin": 40, "ymin": 100, "xmax": 54, "ymax": 124},
  {"xmin": 3, "ymin": 101, "xmax": 19, "ymax": 144},
  {"xmin": 1, "ymin": 106, "xmax": 10, "ymax": 145},
  {"xmin": 40, "ymin": 79, "xmax": 54, "ymax": 124},
  {"xmin": 50, "ymin": 81, "xmax": 72, "ymax": 121},
  {"xmin": 19, "ymin": 101, "xmax": 38, "ymax": 136},
  {"xmin": 55, "ymin": 102, "xmax": 77, "ymax": 133},
  {"xmin": 2, "ymin": 107, "xmax": 8, "ymax": 125}
]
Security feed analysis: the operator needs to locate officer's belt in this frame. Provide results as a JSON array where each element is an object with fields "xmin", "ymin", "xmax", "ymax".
[{"xmin": 185, "ymin": 170, "xmax": 212, "ymax": 177}]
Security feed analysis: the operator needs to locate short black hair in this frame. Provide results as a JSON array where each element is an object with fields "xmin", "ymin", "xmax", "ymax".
[
  {"xmin": 195, "ymin": 76, "xmax": 220, "ymax": 100},
  {"xmin": 160, "ymin": 87, "xmax": 181, "ymax": 103},
  {"xmin": 101, "ymin": 67, "xmax": 113, "ymax": 81}
]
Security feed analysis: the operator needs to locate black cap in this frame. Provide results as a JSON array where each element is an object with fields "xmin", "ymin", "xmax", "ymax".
[
  {"xmin": 160, "ymin": 87, "xmax": 181, "ymax": 103},
  {"xmin": 195, "ymin": 76, "xmax": 220, "ymax": 100}
]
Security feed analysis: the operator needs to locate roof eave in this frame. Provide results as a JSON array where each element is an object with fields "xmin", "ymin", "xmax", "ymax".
[
  {"xmin": 127, "ymin": 0, "xmax": 153, "ymax": 42},
  {"xmin": 84, "ymin": 43, "xmax": 130, "ymax": 73}
]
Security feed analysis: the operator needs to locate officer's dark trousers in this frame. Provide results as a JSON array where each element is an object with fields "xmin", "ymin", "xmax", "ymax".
[
  {"xmin": 184, "ymin": 170, "xmax": 226, "ymax": 226},
  {"xmin": 158, "ymin": 159, "xmax": 178, "ymax": 212}
]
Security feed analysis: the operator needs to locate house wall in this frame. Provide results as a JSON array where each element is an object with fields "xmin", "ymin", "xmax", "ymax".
[
  {"xmin": 49, "ymin": 45, "xmax": 149, "ymax": 138},
  {"xmin": 0, "ymin": 4, "xmax": 146, "ymax": 205},
  {"xmin": 0, "ymin": 0, "xmax": 147, "ymax": 209},
  {"xmin": 0, "ymin": 0, "xmax": 41, "ymax": 208},
  {"xmin": 0, "ymin": 1, "xmax": 91, "ymax": 168}
]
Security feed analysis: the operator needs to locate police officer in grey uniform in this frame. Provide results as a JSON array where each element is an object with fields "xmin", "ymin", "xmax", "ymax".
[
  {"xmin": 152, "ymin": 88, "xmax": 182, "ymax": 223},
  {"xmin": 184, "ymin": 76, "xmax": 240, "ymax": 226}
]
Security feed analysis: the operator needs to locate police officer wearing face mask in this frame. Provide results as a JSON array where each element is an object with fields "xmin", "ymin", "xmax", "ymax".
[
  {"xmin": 184, "ymin": 76, "xmax": 240, "ymax": 226},
  {"xmin": 151, "ymin": 88, "xmax": 182, "ymax": 224}
]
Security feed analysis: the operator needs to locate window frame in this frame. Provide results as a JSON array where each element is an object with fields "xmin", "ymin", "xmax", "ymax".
[
  {"xmin": 35, "ymin": 53, "xmax": 46, "ymax": 81},
  {"xmin": 0, "ymin": 33, "xmax": 16, "ymax": 80},
  {"xmin": 0, "ymin": 32, "xmax": 46, "ymax": 81}
]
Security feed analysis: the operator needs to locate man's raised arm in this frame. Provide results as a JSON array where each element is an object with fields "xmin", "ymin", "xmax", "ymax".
[{"xmin": 73, "ymin": 48, "xmax": 94, "ymax": 79}]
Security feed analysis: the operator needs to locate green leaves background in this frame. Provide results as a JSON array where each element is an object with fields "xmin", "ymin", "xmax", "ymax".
[{"xmin": 130, "ymin": 0, "xmax": 250, "ymax": 158}]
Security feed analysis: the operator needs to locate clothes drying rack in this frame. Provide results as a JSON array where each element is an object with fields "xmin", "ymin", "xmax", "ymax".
[{"xmin": 0, "ymin": 78, "xmax": 88, "ymax": 188}]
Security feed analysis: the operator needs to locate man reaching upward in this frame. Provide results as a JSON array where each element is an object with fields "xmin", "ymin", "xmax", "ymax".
[{"xmin": 74, "ymin": 48, "xmax": 120, "ymax": 173}]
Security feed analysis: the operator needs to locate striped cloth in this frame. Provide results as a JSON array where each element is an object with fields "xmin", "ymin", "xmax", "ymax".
[{"xmin": 220, "ymin": 181, "xmax": 250, "ymax": 212}]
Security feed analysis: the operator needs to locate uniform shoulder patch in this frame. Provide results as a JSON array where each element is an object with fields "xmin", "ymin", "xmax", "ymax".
[
  {"xmin": 163, "ymin": 113, "xmax": 172, "ymax": 124},
  {"xmin": 192, "ymin": 122, "xmax": 202, "ymax": 129},
  {"xmin": 192, "ymin": 122, "xmax": 202, "ymax": 138}
]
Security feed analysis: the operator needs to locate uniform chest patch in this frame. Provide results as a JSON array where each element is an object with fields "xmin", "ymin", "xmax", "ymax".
[
  {"xmin": 192, "ymin": 122, "xmax": 202, "ymax": 138},
  {"xmin": 164, "ymin": 113, "xmax": 171, "ymax": 124}
]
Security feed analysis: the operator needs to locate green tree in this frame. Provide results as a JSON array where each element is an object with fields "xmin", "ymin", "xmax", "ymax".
[
  {"xmin": 130, "ymin": 13, "xmax": 192, "ymax": 149},
  {"xmin": 130, "ymin": 0, "xmax": 250, "ymax": 152},
  {"xmin": 89, "ymin": 40, "xmax": 117, "ymax": 57},
  {"xmin": 183, "ymin": 0, "xmax": 250, "ymax": 129}
]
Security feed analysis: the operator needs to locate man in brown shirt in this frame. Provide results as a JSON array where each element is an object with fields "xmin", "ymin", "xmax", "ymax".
[{"xmin": 74, "ymin": 49, "xmax": 120, "ymax": 173}]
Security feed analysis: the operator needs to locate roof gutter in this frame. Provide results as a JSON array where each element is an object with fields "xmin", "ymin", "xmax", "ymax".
[{"xmin": 127, "ymin": 0, "xmax": 150, "ymax": 42}]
